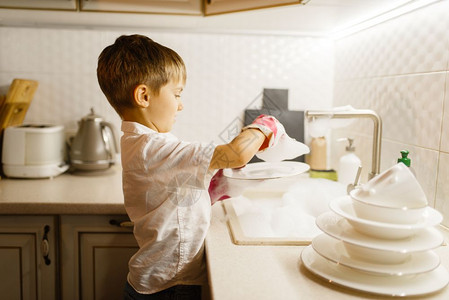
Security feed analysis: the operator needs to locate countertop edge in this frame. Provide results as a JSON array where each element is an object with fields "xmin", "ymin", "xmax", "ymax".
[{"xmin": 0, "ymin": 202, "xmax": 127, "ymax": 215}]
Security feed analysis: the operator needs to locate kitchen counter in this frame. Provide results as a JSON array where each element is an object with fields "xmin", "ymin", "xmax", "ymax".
[
  {"xmin": 3, "ymin": 167, "xmax": 449, "ymax": 299},
  {"xmin": 206, "ymin": 200, "xmax": 449, "ymax": 300},
  {"xmin": 0, "ymin": 165, "xmax": 125, "ymax": 214}
]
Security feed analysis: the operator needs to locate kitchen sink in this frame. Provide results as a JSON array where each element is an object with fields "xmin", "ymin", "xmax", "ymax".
[{"xmin": 223, "ymin": 175, "xmax": 347, "ymax": 246}]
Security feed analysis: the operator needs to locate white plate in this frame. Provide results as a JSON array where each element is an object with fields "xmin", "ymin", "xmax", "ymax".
[
  {"xmin": 301, "ymin": 245, "xmax": 449, "ymax": 297},
  {"xmin": 312, "ymin": 234, "xmax": 440, "ymax": 276},
  {"xmin": 316, "ymin": 211, "xmax": 444, "ymax": 253},
  {"xmin": 329, "ymin": 196, "xmax": 443, "ymax": 239},
  {"xmin": 223, "ymin": 161, "xmax": 310, "ymax": 180}
]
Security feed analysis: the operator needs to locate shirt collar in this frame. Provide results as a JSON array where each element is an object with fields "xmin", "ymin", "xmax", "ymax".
[
  {"xmin": 121, "ymin": 121, "xmax": 156, "ymax": 135},
  {"xmin": 121, "ymin": 121, "xmax": 178, "ymax": 141}
]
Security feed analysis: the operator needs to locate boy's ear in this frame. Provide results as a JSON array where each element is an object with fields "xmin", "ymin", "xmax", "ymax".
[{"xmin": 133, "ymin": 84, "xmax": 150, "ymax": 108}]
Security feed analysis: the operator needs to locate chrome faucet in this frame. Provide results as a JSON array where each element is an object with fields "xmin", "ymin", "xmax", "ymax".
[{"xmin": 304, "ymin": 109, "xmax": 382, "ymax": 180}]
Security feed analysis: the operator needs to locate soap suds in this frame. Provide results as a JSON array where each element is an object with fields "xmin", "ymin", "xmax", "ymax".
[{"xmin": 230, "ymin": 178, "xmax": 346, "ymax": 238}]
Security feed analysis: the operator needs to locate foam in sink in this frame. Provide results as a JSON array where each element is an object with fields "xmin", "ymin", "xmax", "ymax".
[{"xmin": 225, "ymin": 177, "xmax": 347, "ymax": 245}]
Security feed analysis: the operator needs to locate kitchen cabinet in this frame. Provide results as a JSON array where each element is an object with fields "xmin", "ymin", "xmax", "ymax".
[
  {"xmin": 0, "ymin": 0, "xmax": 77, "ymax": 10},
  {"xmin": 0, "ymin": 214, "xmax": 137, "ymax": 300},
  {"xmin": 0, "ymin": 216, "xmax": 57, "ymax": 300},
  {"xmin": 0, "ymin": 0, "xmax": 304, "ymax": 15},
  {"xmin": 80, "ymin": 0, "xmax": 202, "ymax": 15},
  {"xmin": 60, "ymin": 215, "xmax": 138, "ymax": 300},
  {"xmin": 204, "ymin": 0, "xmax": 303, "ymax": 15}
]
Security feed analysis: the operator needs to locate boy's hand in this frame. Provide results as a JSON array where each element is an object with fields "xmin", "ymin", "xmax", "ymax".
[
  {"xmin": 208, "ymin": 169, "xmax": 230, "ymax": 205},
  {"xmin": 208, "ymin": 169, "xmax": 262, "ymax": 205},
  {"xmin": 242, "ymin": 115, "xmax": 285, "ymax": 150},
  {"xmin": 243, "ymin": 114, "xmax": 309, "ymax": 162}
]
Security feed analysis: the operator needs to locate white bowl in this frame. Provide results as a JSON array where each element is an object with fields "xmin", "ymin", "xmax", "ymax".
[
  {"xmin": 351, "ymin": 195, "xmax": 427, "ymax": 224},
  {"xmin": 329, "ymin": 196, "xmax": 443, "ymax": 239},
  {"xmin": 351, "ymin": 163, "xmax": 427, "ymax": 209},
  {"xmin": 315, "ymin": 212, "xmax": 444, "ymax": 253},
  {"xmin": 343, "ymin": 241, "xmax": 411, "ymax": 264}
]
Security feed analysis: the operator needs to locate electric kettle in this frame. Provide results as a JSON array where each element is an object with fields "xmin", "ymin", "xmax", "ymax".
[{"xmin": 69, "ymin": 108, "xmax": 117, "ymax": 171}]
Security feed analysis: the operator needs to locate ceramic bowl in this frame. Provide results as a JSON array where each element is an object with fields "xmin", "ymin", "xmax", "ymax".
[
  {"xmin": 351, "ymin": 163, "xmax": 427, "ymax": 209},
  {"xmin": 343, "ymin": 241, "xmax": 411, "ymax": 264},
  {"xmin": 350, "ymin": 195, "xmax": 427, "ymax": 224},
  {"xmin": 329, "ymin": 196, "xmax": 443, "ymax": 240}
]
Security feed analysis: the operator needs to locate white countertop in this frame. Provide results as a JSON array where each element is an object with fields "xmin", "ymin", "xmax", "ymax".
[
  {"xmin": 0, "ymin": 165, "xmax": 125, "ymax": 214},
  {"xmin": 206, "ymin": 200, "xmax": 449, "ymax": 300}
]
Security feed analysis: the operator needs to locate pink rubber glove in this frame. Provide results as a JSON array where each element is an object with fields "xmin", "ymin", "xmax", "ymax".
[
  {"xmin": 242, "ymin": 114, "xmax": 285, "ymax": 150},
  {"xmin": 208, "ymin": 169, "xmax": 230, "ymax": 205},
  {"xmin": 208, "ymin": 169, "xmax": 263, "ymax": 205}
]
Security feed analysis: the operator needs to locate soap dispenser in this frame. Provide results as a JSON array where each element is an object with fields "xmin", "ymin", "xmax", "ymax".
[{"xmin": 338, "ymin": 138, "xmax": 361, "ymax": 186}]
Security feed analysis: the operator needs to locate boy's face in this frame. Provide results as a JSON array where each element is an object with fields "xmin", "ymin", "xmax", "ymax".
[{"xmin": 147, "ymin": 79, "xmax": 184, "ymax": 133}]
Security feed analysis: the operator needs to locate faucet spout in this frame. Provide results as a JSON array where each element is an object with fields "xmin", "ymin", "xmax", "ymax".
[{"xmin": 305, "ymin": 109, "xmax": 382, "ymax": 179}]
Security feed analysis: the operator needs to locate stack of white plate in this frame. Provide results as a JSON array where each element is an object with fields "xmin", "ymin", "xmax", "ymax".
[{"xmin": 301, "ymin": 163, "xmax": 449, "ymax": 297}]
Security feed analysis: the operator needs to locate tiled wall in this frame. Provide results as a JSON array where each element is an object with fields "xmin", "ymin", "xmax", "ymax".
[
  {"xmin": 333, "ymin": 1, "xmax": 449, "ymax": 225},
  {"xmin": 0, "ymin": 27, "xmax": 333, "ymax": 144}
]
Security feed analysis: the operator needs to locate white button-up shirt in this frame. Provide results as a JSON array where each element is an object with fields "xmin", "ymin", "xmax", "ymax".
[{"xmin": 121, "ymin": 121, "xmax": 215, "ymax": 294}]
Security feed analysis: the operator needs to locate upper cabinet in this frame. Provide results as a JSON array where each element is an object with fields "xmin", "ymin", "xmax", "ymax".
[
  {"xmin": 204, "ymin": 0, "xmax": 304, "ymax": 16},
  {"xmin": 0, "ymin": 0, "xmax": 77, "ymax": 10},
  {"xmin": 80, "ymin": 0, "xmax": 202, "ymax": 15},
  {"xmin": 0, "ymin": 0, "xmax": 306, "ymax": 15}
]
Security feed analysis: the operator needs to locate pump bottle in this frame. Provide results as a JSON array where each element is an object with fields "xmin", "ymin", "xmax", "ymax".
[{"xmin": 338, "ymin": 138, "xmax": 361, "ymax": 186}]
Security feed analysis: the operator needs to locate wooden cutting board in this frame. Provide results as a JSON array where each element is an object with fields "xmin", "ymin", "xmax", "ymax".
[{"xmin": 0, "ymin": 79, "xmax": 39, "ymax": 131}]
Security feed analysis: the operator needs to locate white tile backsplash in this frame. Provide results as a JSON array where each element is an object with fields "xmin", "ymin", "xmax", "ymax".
[
  {"xmin": 440, "ymin": 71, "xmax": 449, "ymax": 153},
  {"xmin": 333, "ymin": 73, "xmax": 446, "ymax": 150},
  {"xmin": 375, "ymin": 73, "xmax": 445, "ymax": 149},
  {"xmin": 0, "ymin": 28, "xmax": 334, "ymax": 143},
  {"xmin": 1, "ymin": 27, "xmax": 103, "ymax": 74},
  {"xmin": 334, "ymin": 0, "xmax": 449, "ymax": 213},
  {"xmin": 335, "ymin": 0, "xmax": 449, "ymax": 80}
]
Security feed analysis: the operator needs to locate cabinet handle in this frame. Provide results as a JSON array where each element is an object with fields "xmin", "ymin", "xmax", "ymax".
[
  {"xmin": 41, "ymin": 225, "xmax": 51, "ymax": 266},
  {"xmin": 109, "ymin": 219, "xmax": 134, "ymax": 228}
]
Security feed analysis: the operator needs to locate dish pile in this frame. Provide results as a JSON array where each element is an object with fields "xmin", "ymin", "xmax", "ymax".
[{"xmin": 301, "ymin": 163, "xmax": 449, "ymax": 297}]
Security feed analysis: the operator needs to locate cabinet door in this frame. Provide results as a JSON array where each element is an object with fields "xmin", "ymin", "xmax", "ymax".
[
  {"xmin": 0, "ymin": 216, "xmax": 57, "ymax": 300},
  {"xmin": 0, "ymin": 0, "xmax": 77, "ymax": 10},
  {"xmin": 60, "ymin": 215, "xmax": 138, "ymax": 300},
  {"xmin": 80, "ymin": 233, "xmax": 138, "ymax": 300},
  {"xmin": 0, "ymin": 234, "xmax": 36, "ymax": 300},
  {"xmin": 80, "ymin": 0, "xmax": 202, "ymax": 15},
  {"xmin": 204, "ymin": 0, "xmax": 302, "ymax": 15}
]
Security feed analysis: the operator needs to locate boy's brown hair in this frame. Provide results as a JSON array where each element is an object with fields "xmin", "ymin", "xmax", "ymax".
[{"xmin": 97, "ymin": 34, "xmax": 186, "ymax": 117}]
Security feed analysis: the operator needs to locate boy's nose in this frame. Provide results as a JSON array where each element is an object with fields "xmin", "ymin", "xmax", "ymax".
[{"xmin": 178, "ymin": 101, "xmax": 183, "ymax": 111}]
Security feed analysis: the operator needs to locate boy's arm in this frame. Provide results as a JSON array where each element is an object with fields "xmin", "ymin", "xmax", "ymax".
[
  {"xmin": 208, "ymin": 115, "xmax": 283, "ymax": 204},
  {"xmin": 209, "ymin": 128, "xmax": 266, "ymax": 170}
]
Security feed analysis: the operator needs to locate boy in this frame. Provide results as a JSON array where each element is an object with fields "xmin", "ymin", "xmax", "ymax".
[{"xmin": 97, "ymin": 34, "xmax": 282, "ymax": 299}]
